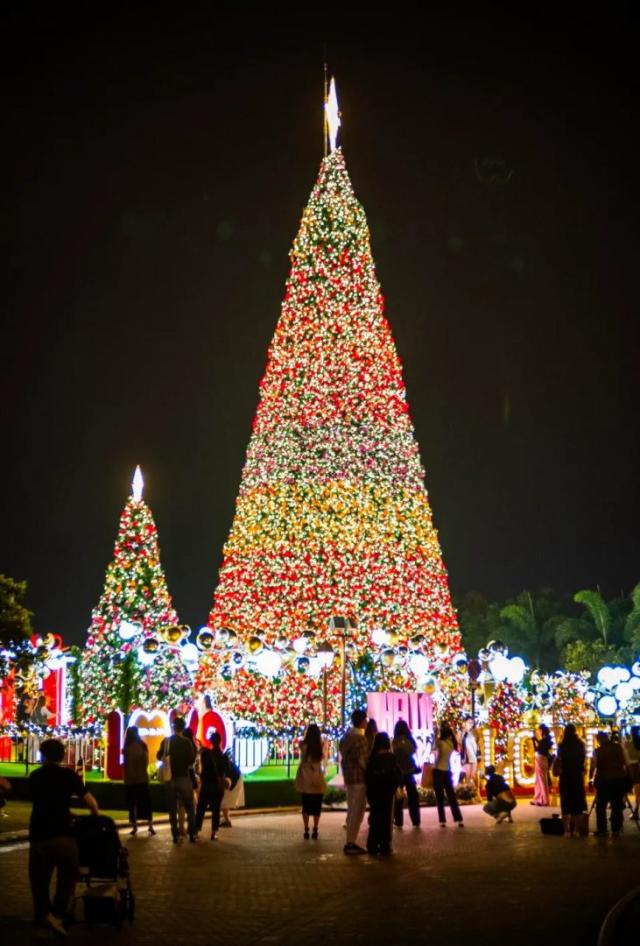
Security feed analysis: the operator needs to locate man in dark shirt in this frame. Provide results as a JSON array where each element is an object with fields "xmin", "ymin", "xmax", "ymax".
[
  {"xmin": 29, "ymin": 738, "xmax": 99, "ymax": 936},
  {"xmin": 482, "ymin": 765, "xmax": 517, "ymax": 823},
  {"xmin": 590, "ymin": 731, "xmax": 629, "ymax": 835},
  {"xmin": 156, "ymin": 716, "xmax": 197, "ymax": 843}
]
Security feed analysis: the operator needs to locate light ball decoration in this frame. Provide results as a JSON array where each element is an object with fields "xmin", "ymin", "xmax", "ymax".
[
  {"xmin": 488, "ymin": 639, "xmax": 508, "ymax": 656},
  {"xmin": 161, "ymin": 624, "xmax": 183, "ymax": 645},
  {"xmin": 197, "ymin": 629, "xmax": 215, "ymax": 651},
  {"xmin": 118, "ymin": 620, "xmax": 140, "ymax": 641},
  {"xmin": 247, "ymin": 635, "xmax": 264, "ymax": 655},
  {"xmin": 180, "ymin": 643, "xmax": 199, "ymax": 667},
  {"xmin": 254, "ymin": 650, "xmax": 282, "ymax": 678},
  {"xmin": 371, "ymin": 628, "xmax": 387, "ymax": 646},
  {"xmin": 489, "ymin": 654, "xmax": 511, "ymax": 682},
  {"xmin": 409, "ymin": 654, "xmax": 429, "ymax": 677},
  {"xmin": 380, "ymin": 649, "xmax": 395, "ymax": 668},
  {"xmin": 423, "ymin": 676, "xmax": 436, "ymax": 695},
  {"xmin": 597, "ymin": 695, "xmax": 617, "ymax": 717},
  {"xmin": 230, "ymin": 650, "xmax": 245, "ymax": 667},
  {"xmin": 409, "ymin": 634, "xmax": 425, "ymax": 650},
  {"xmin": 386, "ymin": 630, "xmax": 400, "ymax": 647},
  {"xmin": 142, "ymin": 636, "xmax": 160, "ymax": 654},
  {"xmin": 615, "ymin": 681, "xmax": 633, "ymax": 703},
  {"xmin": 506, "ymin": 656, "xmax": 526, "ymax": 685}
]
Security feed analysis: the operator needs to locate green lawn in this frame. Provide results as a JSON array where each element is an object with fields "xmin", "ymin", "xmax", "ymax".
[
  {"xmin": 0, "ymin": 762, "xmax": 105, "ymax": 781},
  {"xmin": 245, "ymin": 763, "xmax": 339, "ymax": 782},
  {"xmin": 0, "ymin": 801, "xmax": 130, "ymax": 836},
  {"xmin": 1, "ymin": 760, "xmax": 340, "ymax": 784}
]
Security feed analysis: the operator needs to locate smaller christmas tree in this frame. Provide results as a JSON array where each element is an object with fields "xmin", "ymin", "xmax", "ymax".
[{"xmin": 79, "ymin": 467, "xmax": 191, "ymax": 722}]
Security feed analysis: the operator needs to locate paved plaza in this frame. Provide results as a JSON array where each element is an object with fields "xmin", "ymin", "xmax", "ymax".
[{"xmin": 0, "ymin": 804, "xmax": 638, "ymax": 945}]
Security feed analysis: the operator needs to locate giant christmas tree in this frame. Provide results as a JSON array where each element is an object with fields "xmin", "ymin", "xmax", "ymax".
[
  {"xmin": 197, "ymin": 84, "xmax": 462, "ymax": 732},
  {"xmin": 79, "ymin": 467, "xmax": 191, "ymax": 723}
]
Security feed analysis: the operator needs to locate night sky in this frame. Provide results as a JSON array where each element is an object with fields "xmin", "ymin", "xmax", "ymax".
[{"xmin": 2, "ymin": 7, "xmax": 638, "ymax": 646}]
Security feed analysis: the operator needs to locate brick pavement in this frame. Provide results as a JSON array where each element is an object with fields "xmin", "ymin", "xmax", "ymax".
[{"xmin": 0, "ymin": 805, "xmax": 638, "ymax": 946}]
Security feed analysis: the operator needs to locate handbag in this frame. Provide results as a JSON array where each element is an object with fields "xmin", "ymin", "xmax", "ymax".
[
  {"xmin": 421, "ymin": 762, "xmax": 433, "ymax": 789},
  {"xmin": 158, "ymin": 737, "xmax": 172, "ymax": 783}
]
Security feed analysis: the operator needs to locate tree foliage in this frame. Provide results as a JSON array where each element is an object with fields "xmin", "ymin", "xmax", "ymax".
[
  {"xmin": 457, "ymin": 582, "xmax": 640, "ymax": 674},
  {"xmin": 0, "ymin": 574, "xmax": 34, "ymax": 648}
]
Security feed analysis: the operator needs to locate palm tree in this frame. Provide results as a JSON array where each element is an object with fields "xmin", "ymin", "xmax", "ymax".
[
  {"xmin": 574, "ymin": 589, "xmax": 610, "ymax": 645},
  {"xmin": 624, "ymin": 583, "xmax": 640, "ymax": 647},
  {"xmin": 499, "ymin": 591, "xmax": 562, "ymax": 670}
]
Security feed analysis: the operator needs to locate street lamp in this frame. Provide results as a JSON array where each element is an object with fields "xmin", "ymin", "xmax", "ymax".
[
  {"xmin": 316, "ymin": 641, "xmax": 335, "ymax": 728},
  {"xmin": 330, "ymin": 616, "xmax": 353, "ymax": 730}
]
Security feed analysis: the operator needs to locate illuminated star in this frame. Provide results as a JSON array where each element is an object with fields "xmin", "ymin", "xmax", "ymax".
[
  {"xmin": 132, "ymin": 465, "xmax": 144, "ymax": 502},
  {"xmin": 325, "ymin": 77, "xmax": 341, "ymax": 152}
]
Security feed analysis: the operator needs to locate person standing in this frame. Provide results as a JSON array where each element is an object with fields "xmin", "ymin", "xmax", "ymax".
[
  {"xmin": 532, "ymin": 724, "xmax": 552, "ymax": 806},
  {"xmin": 432, "ymin": 724, "xmax": 464, "ymax": 827},
  {"xmin": 122, "ymin": 726, "xmax": 155, "ymax": 836},
  {"xmin": 623, "ymin": 725, "xmax": 640, "ymax": 820},
  {"xmin": 220, "ymin": 752, "xmax": 244, "ymax": 828},
  {"xmin": 392, "ymin": 720, "xmax": 421, "ymax": 828},
  {"xmin": 294, "ymin": 723, "xmax": 327, "ymax": 839},
  {"xmin": 554, "ymin": 724, "xmax": 587, "ymax": 837},
  {"xmin": 365, "ymin": 733, "xmax": 402, "ymax": 856},
  {"xmin": 590, "ymin": 731, "xmax": 628, "ymax": 836},
  {"xmin": 482, "ymin": 765, "xmax": 516, "ymax": 823},
  {"xmin": 364, "ymin": 718, "xmax": 378, "ymax": 752},
  {"xmin": 196, "ymin": 731, "xmax": 231, "ymax": 840},
  {"xmin": 461, "ymin": 717, "xmax": 479, "ymax": 794},
  {"xmin": 177, "ymin": 726, "xmax": 200, "ymax": 838},
  {"xmin": 339, "ymin": 709, "xmax": 369, "ymax": 855},
  {"xmin": 156, "ymin": 716, "xmax": 197, "ymax": 844},
  {"xmin": 29, "ymin": 738, "xmax": 99, "ymax": 936}
]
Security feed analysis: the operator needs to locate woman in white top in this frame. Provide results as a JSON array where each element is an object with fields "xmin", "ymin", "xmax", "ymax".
[
  {"xmin": 294, "ymin": 724, "xmax": 327, "ymax": 839},
  {"xmin": 433, "ymin": 724, "xmax": 464, "ymax": 827}
]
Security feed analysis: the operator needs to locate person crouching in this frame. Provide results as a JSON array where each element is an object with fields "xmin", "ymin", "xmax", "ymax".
[
  {"xmin": 365, "ymin": 733, "xmax": 403, "ymax": 856},
  {"xmin": 483, "ymin": 766, "xmax": 517, "ymax": 823}
]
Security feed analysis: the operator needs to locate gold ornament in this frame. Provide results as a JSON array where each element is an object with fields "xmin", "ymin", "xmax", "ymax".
[
  {"xmin": 423, "ymin": 676, "xmax": 436, "ymax": 695},
  {"xmin": 381, "ymin": 648, "xmax": 395, "ymax": 668},
  {"xmin": 142, "ymin": 637, "xmax": 159, "ymax": 654},
  {"xmin": 161, "ymin": 624, "xmax": 183, "ymax": 645},
  {"xmin": 247, "ymin": 635, "xmax": 263, "ymax": 655}
]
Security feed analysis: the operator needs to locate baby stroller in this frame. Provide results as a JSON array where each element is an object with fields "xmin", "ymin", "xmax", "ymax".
[{"xmin": 72, "ymin": 815, "xmax": 135, "ymax": 929}]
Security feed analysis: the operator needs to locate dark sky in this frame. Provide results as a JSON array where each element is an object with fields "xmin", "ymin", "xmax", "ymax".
[{"xmin": 2, "ymin": 6, "xmax": 638, "ymax": 646}]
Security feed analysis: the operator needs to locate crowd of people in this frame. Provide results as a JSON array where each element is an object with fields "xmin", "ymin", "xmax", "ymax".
[{"xmin": 5, "ymin": 715, "xmax": 639, "ymax": 936}]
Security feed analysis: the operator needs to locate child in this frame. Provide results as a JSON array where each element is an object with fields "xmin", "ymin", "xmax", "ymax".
[
  {"xmin": 365, "ymin": 732, "xmax": 403, "ymax": 855},
  {"xmin": 483, "ymin": 765, "xmax": 516, "ymax": 823}
]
